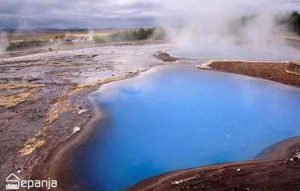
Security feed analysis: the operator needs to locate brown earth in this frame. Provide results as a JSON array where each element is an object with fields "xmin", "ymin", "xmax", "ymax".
[
  {"xmin": 199, "ymin": 61, "xmax": 300, "ymax": 87},
  {"xmin": 286, "ymin": 63, "xmax": 300, "ymax": 76},
  {"xmin": 130, "ymin": 137, "xmax": 300, "ymax": 191}
]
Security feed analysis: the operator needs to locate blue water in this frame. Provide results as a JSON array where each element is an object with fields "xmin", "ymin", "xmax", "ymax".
[{"xmin": 71, "ymin": 66, "xmax": 300, "ymax": 191}]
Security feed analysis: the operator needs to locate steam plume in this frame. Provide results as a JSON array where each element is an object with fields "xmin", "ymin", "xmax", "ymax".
[
  {"xmin": 157, "ymin": 0, "xmax": 300, "ymax": 61},
  {"xmin": 0, "ymin": 32, "xmax": 8, "ymax": 55}
]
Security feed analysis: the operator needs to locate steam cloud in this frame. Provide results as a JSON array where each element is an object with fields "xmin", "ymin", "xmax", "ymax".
[
  {"xmin": 157, "ymin": 0, "xmax": 300, "ymax": 61},
  {"xmin": 0, "ymin": 32, "xmax": 8, "ymax": 55}
]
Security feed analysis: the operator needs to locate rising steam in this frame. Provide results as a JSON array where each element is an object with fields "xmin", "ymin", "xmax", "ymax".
[
  {"xmin": 0, "ymin": 32, "xmax": 8, "ymax": 55},
  {"xmin": 157, "ymin": 0, "xmax": 300, "ymax": 61}
]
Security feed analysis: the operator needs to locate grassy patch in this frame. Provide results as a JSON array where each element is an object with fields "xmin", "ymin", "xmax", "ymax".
[{"xmin": 93, "ymin": 28, "xmax": 165, "ymax": 43}]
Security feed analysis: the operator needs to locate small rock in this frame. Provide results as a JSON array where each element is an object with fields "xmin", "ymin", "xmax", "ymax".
[
  {"xmin": 86, "ymin": 115, "xmax": 91, "ymax": 118},
  {"xmin": 295, "ymin": 152, "xmax": 300, "ymax": 159},
  {"xmin": 24, "ymin": 77, "xmax": 40, "ymax": 82},
  {"xmin": 78, "ymin": 109, "xmax": 88, "ymax": 115},
  {"xmin": 17, "ymin": 168, "xmax": 22, "ymax": 174},
  {"xmin": 237, "ymin": 168, "xmax": 241, "ymax": 172},
  {"xmin": 154, "ymin": 51, "xmax": 180, "ymax": 62},
  {"xmin": 72, "ymin": 127, "xmax": 81, "ymax": 134}
]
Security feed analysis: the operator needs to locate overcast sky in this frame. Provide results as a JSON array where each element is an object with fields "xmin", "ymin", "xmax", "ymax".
[{"xmin": 0, "ymin": 0, "xmax": 299, "ymax": 29}]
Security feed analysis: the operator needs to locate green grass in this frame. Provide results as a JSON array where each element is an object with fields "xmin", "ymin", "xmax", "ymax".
[
  {"xmin": 93, "ymin": 28, "xmax": 165, "ymax": 43},
  {"xmin": 289, "ymin": 12, "xmax": 300, "ymax": 35},
  {"xmin": 7, "ymin": 39, "xmax": 51, "ymax": 50}
]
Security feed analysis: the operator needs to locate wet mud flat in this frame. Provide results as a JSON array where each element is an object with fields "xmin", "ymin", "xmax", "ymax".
[{"xmin": 0, "ymin": 42, "xmax": 171, "ymax": 189}]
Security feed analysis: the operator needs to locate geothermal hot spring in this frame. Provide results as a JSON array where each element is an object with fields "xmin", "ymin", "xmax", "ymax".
[{"xmin": 69, "ymin": 65, "xmax": 300, "ymax": 191}]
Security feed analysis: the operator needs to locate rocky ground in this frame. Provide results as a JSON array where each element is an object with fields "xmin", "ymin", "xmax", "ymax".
[{"xmin": 0, "ymin": 42, "xmax": 175, "ymax": 190}]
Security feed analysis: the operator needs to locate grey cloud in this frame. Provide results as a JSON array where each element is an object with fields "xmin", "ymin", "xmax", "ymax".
[
  {"xmin": 0, "ymin": 0, "xmax": 299, "ymax": 29},
  {"xmin": 0, "ymin": 0, "xmax": 160, "ymax": 29}
]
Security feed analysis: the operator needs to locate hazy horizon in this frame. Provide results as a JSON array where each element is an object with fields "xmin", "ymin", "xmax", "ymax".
[{"xmin": 0, "ymin": 0, "xmax": 300, "ymax": 30}]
